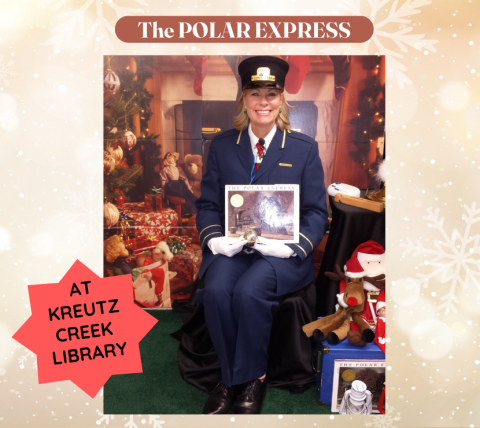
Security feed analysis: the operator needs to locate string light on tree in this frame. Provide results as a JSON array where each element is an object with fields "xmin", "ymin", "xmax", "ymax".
[{"xmin": 349, "ymin": 56, "xmax": 385, "ymax": 186}]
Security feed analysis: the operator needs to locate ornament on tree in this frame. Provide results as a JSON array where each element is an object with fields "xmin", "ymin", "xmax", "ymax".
[
  {"xmin": 103, "ymin": 151, "xmax": 115, "ymax": 175},
  {"xmin": 108, "ymin": 145, "xmax": 124, "ymax": 166},
  {"xmin": 111, "ymin": 188, "xmax": 126, "ymax": 206},
  {"xmin": 109, "ymin": 127, "xmax": 118, "ymax": 134},
  {"xmin": 104, "ymin": 201, "xmax": 120, "ymax": 227},
  {"xmin": 104, "ymin": 69, "xmax": 120, "ymax": 94},
  {"xmin": 121, "ymin": 130, "xmax": 137, "ymax": 151}
]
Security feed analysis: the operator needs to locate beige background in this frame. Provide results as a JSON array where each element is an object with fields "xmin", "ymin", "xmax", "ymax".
[{"xmin": 1, "ymin": 0, "xmax": 479, "ymax": 427}]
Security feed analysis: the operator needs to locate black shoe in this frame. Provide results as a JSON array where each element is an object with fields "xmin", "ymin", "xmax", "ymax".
[
  {"xmin": 202, "ymin": 381, "xmax": 236, "ymax": 414},
  {"xmin": 230, "ymin": 379, "xmax": 267, "ymax": 414}
]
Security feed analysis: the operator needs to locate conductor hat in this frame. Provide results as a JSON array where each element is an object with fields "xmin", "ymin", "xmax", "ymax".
[{"xmin": 238, "ymin": 56, "xmax": 289, "ymax": 90}]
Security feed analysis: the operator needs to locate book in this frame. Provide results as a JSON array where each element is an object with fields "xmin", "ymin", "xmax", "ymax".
[{"xmin": 225, "ymin": 184, "xmax": 299, "ymax": 244}]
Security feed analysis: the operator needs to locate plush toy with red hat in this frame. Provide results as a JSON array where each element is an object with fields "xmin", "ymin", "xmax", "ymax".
[
  {"xmin": 374, "ymin": 289, "xmax": 386, "ymax": 353},
  {"xmin": 302, "ymin": 272, "xmax": 373, "ymax": 345},
  {"xmin": 331, "ymin": 240, "xmax": 385, "ymax": 346}
]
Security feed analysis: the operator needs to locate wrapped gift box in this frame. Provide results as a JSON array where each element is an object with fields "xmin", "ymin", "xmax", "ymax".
[
  {"xmin": 166, "ymin": 235, "xmax": 193, "ymax": 255},
  {"xmin": 316, "ymin": 339, "xmax": 385, "ymax": 412},
  {"xmin": 124, "ymin": 235, "xmax": 161, "ymax": 254},
  {"xmin": 144, "ymin": 192, "xmax": 163, "ymax": 212},
  {"xmin": 105, "ymin": 213, "xmax": 138, "ymax": 240},
  {"xmin": 169, "ymin": 246, "xmax": 202, "ymax": 282},
  {"xmin": 119, "ymin": 202, "xmax": 178, "ymax": 239}
]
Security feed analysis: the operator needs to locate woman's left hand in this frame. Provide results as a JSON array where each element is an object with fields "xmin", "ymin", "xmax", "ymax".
[{"xmin": 253, "ymin": 236, "xmax": 295, "ymax": 258}]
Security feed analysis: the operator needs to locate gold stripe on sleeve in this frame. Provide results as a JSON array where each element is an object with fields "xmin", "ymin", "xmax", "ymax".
[
  {"xmin": 202, "ymin": 231, "xmax": 222, "ymax": 248},
  {"xmin": 199, "ymin": 224, "xmax": 221, "ymax": 238},
  {"xmin": 299, "ymin": 233, "xmax": 313, "ymax": 251},
  {"xmin": 294, "ymin": 244, "xmax": 307, "ymax": 257}
]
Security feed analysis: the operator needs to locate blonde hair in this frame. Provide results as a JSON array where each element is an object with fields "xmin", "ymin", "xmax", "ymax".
[{"xmin": 233, "ymin": 86, "xmax": 293, "ymax": 132}]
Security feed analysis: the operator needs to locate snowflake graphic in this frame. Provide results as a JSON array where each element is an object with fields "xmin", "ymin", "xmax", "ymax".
[
  {"xmin": 21, "ymin": 0, "xmax": 146, "ymax": 55},
  {"xmin": 365, "ymin": 405, "xmax": 401, "ymax": 428},
  {"xmin": 0, "ymin": 54, "xmax": 16, "ymax": 87},
  {"xmin": 96, "ymin": 412, "xmax": 165, "ymax": 428},
  {"xmin": 400, "ymin": 204, "xmax": 480, "ymax": 315},
  {"xmin": 56, "ymin": 176, "xmax": 103, "ymax": 251},
  {"xmin": 12, "ymin": 343, "xmax": 37, "ymax": 370},
  {"xmin": 320, "ymin": 0, "xmax": 438, "ymax": 88}
]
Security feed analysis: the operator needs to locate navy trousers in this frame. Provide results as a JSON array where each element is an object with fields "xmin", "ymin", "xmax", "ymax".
[{"xmin": 197, "ymin": 252, "xmax": 282, "ymax": 387}]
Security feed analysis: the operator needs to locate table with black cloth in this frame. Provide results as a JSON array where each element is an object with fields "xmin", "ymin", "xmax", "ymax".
[
  {"xmin": 315, "ymin": 190, "xmax": 385, "ymax": 317},
  {"xmin": 172, "ymin": 279, "xmax": 317, "ymax": 394}
]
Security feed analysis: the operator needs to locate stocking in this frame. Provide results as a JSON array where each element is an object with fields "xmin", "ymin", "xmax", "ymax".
[
  {"xmin": 186, "ymin": 56, "xmax": 206, "ymax": 96},
  {"xmin": 284, "ymin": 56, "xmax": 310, "ymax": 94},
  {"xmin": 330, "ymin": 55, "xmax": 351, "ymax": 100}
]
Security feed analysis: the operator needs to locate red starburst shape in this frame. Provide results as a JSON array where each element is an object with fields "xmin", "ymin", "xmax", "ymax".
[{"xmin": 12, "ymin": 260, "xmax": 158, "ymax": 398}]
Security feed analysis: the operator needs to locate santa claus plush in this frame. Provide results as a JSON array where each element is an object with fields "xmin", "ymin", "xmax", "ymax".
[
  {"xmin": 336, "ymin": 240, "xmax": 385, "ymax": 345},
  {"xmin": 374, "ymin": 289, "xmax": 386, "ymax": 353}
]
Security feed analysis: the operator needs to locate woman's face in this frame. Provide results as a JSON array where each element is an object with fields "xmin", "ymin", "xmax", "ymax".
[{"xmin": 244, "ymin": 88, "xmax": 282, "ymax": 130}]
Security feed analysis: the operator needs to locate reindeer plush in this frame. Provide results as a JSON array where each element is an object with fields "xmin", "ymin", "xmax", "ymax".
[
  {"xmin": 302, "ymin": 274, "xmax": 374, "ymax": 345},
  {"xmin": 304, "ymin": 240, "xmax": 385, "ymax": 346}
]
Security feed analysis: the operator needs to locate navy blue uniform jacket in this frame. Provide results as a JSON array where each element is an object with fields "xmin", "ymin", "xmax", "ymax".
[{"xmin": 195, "ymin": 127, "xmax": 329, "ymax": 296}]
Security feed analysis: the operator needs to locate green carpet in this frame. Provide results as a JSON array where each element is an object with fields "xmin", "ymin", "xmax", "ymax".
[{"xmin": 104, "ymin": 310, "xmax": 332, "ymax": 415}]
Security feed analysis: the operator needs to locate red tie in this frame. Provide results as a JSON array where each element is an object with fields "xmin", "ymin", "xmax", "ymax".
[{"xmin": 255, "ymin": 140, "xmax": 265, "ymax": 170}]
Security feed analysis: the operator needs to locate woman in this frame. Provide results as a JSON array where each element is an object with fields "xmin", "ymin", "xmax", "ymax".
[{"xmin": 195, "ymin": 56, "xmax": 329, "ymax": 414}]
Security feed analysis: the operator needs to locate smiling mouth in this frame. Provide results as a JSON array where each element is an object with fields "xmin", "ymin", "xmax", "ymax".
[{"xmin": 255, "ymin": 110, "xmax": 272, "ymax": 115}]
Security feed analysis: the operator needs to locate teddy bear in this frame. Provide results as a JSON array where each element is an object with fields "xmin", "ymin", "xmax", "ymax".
[
  {"xmin": 104, "ymin": 235, "xmax": 129, "ymax": 263},
  {"xmin": 104, "ymin": 235, "xmax": 137, "ymax": 276},
  {"xmin": 182, "ymin": 153, "xmax": 203, "ymax": 198}
]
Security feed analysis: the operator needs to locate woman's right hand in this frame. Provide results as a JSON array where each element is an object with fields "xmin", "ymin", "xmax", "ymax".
[{"xmin": 208, "ymin": 236, "xmax": 245, "ymax": 257}]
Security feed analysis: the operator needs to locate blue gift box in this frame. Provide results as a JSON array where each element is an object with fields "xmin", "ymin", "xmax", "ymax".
[{"xmin": 315, "ymin": 339, "xmax": 385, "ymax": 407}]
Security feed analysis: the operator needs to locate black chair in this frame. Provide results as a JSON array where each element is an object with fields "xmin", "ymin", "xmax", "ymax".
[{"xmin": 172, "ymin": 279, "xmax": 317, "ymax": 394}]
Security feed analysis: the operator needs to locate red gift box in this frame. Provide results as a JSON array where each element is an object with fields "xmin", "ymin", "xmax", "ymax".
[
  {"xmin": 169, "ymin": 247, "xmax": 202, "ymax": 282},
  {"xmin": 124, "ymin": 235, "xmax": 160, "ymax": 254},
  {"xmin": 144, "ymin": 193, "xmax": 163, "ymax": 212},
  {"xmin": 120, "ymin": 202, "xmax": 178, "ymax": 239}
]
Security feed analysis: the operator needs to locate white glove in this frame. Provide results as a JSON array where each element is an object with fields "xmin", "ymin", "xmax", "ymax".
[
  {"xmin": 253, "ymin": 236, "xmax": 295, "ymax": 258},
  {"xmin": 336, "ymin": 293, "xmax": 348, "ymax": 308},
  {"xmin": 208, "ymin": 236, "xmax": 245, "ymax": 257}
]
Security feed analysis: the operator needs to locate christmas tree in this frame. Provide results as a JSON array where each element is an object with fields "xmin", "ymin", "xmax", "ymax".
[{"xmin": 103, "ymin": 56, "xmax": 161, "ymax": 204}]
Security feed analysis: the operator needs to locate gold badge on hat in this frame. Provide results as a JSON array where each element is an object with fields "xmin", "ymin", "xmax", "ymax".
[{"xmin": 251, "ymin": 67, "xmax": 275, "ymax": 82}]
